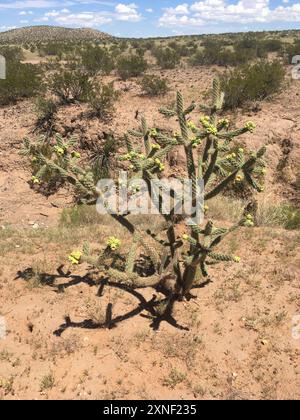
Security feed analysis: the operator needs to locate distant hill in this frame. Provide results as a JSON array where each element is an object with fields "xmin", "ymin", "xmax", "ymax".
[{"xmin": 0, "ymin": 26, "xmax": 112, "ymax": 44}]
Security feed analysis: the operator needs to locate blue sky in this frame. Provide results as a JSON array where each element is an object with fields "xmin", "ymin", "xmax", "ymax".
[{"xmin": 1, "ymin": 0, "xmax": 300, "ymax": 38}]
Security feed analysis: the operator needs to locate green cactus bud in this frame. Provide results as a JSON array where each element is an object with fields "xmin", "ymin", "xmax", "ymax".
[
  {"xmin": 151, "ymin": 143, "xmax": 161, "ymax": 151},
  {"xmin": 54, "ymin": 146, "xmax": 64, "ymax": 155},
  {"xmin": 187, "ymin": 120, "xmax": 197, "ymax": 130},
  {"xmin": 71, "ymin": 151, "xmax": 81, "ymax": 159},
  {"xmin": 31, "ymin": 176, "xmax": 40, "ymax": 184},
  {"xmin": 245, "ymin": 121, "xmax": 256, "ymax": 133}
]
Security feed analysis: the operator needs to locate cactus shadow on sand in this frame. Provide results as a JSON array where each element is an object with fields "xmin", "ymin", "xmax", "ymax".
[{"xmin": 15, "ymin": 265, "xmax": 213, "ymax": 334}]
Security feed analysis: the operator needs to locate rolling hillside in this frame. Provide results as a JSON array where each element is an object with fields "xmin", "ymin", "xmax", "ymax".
[{"xmin": 0, "ymin": 26, "xmax": 112, "ymax": 44}]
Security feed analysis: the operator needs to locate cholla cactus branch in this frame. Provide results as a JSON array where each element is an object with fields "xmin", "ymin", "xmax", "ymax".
[{"xmin": 23, "ymin": 77, "xmax": 266, "ymax": 321}]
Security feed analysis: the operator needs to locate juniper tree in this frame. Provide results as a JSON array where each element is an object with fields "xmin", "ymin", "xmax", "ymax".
[{"xmin": 23, "ymin": 78, "xmax": 266, "ymax": 308}]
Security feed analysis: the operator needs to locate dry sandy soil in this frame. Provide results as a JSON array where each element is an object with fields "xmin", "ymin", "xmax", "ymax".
[{"xmin": 0, "ymin": 66, "xmax": 299, "ymax": 400}]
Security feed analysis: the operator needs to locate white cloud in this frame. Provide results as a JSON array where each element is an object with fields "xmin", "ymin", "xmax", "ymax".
[
  {"xmin": 36, "ymin": 3, "xmax": 143, "ymax": 27},
  {"xmin": 19, "ymin": 10, "xmax": 33, "ymax": 15},
  {"xmin": 159, "ymin": 0, "xmax": 300, "ymax": 28},
  {"xmin": 0, "ymin": 1, "xmax": 115, "ymax": 10},
  {"xmin": 115, "ymin": 3, "xmax": 142, "ymax": 21},
  {"xmin": 165, "ymin": 3, "xmax": 190, "ymax": 15},
  {"xmin": 34, "ymin": 16, "xmax": 49, "ymax": 22},
  {"xmin": 45, "ymin": 10, "xmax": 60, "ymax": 17},
  {"xmin": 146, "ymin": 8, "xmax": 153, "ymax": 13},
  {"xmin": 54, "ymin": 12, "xmax": 112, "ymax": 26},
  {"xmin": 0, "ymin": 1, "xmax": 59, "ymax": 9},
  {"xmin": 0, "ymin": 25, "xmax": 17, "ymax": 31}
]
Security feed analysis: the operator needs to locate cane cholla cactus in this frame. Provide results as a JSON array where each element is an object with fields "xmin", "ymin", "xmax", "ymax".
[
  {"xmin": 23, "ymin": 78, "xmax": 266, "ymax": 305},
  {"xmin": 22, "ymin": 134, "xmax": 96, "ymax": 202}
]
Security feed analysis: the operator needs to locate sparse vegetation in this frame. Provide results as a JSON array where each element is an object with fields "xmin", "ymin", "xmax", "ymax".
[
  {"xmin": 23, "ymin": 78, "xmax": 266, "ymax": 309},
  {"xmin": 117, "ymin": 54, "xmax": 148, "ymax": 80},
  {"xmin": 139, "ymin": 75, "xmax": 169, "ymax": 96},
  {"xmin": 40, "ymin": 373, "xmax": 55, "ymax": 392},
  {"xmin": 1, "ymin": 26, "xmax": 300, "ymax": 401},
  {"xmin": 221, "ymin": 60, "xmax": 285, "ymax": 109},
  {"xmin": 87, "ymin": 81, "xmax": 119, "ymax": 119},
  {"xmin": 47, "ymin": 69, "xmax": 93, "ymax": 104},
  {"xmin": 153, "ymin": 46, "xmax": 181, "ymax": 69},
  {"xmin": 163, "ymin": 368, "xmax": 187, "ymax": 389},
  {"xmin": 80, "ymin": 45, "xmax": 115, "ymax": 76},
  {"xmin": 34, "ymin": 96, "xmax": 58, "ymax": 132},
  {"xmin": 0, "ymin": 60, "xmax": 42, "ymax": 105}
]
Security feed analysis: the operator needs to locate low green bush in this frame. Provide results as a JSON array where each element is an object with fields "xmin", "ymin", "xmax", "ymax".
[
  {"xmin": 139, "ymin": 75, "xmax": 169, "ymax": 96},
  {"xmin": 221, "ymin": 60, "xmax": 285, "ymax": 109},
  {"xmin": 286, "ymin": 40, "xmax": 300, "ymax": 63},
  {"xmin": 153, "ymin": 47, "xmax": 180, "ymax": 69},
  {"xmin": 80, "ymin": 45, "xmax": 114, "ymax": 76},
  {"xmin": 0, "ymin": 46, "xmax": 24, "ymax": 62},
  {"xmin": 0, "ymin": 61, "xmax": 42, "ymax": 105},
  {"xmin": 34, "ymin": 97, "xmax": 58, "ymax": 130},
  {"xmin": 87, "ymin": 82, "xmax": 119, "ymax": 120},
  {"xmin": 48, "ymin": 69, "xmax": 93, "ymax": 104},
  {"xmin": 117, "ymin": 54, "xmax": 148, "ymax": 80}
]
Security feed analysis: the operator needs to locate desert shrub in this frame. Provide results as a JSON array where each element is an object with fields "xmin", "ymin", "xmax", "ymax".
[
  {"xmin": 119, "ymin": 40, "xmax": 128, "ymax": 52},
  {"xmin": 284, "ymin": 207, "xmax": 300, "ymax": 230},
  {"xmin": 190, "ymin": 43, "xmax": 255, "ymax": 67},
  {"xmin": 208, "ymin": 196, "xmax": 245, "ymax": 223},
  {"xmin": 286, "ymin": 40, "xmax": 300, "ymax": 63},
  {"xmin": 22, "ymin": 135, "xmax": 81, "ymax": 197},
  {"xmin": 60, "ymin": 205, "xmax": 110, "ymax": 227},
  {"xmin": 24, "ymin": 78, "xmax": 267, "ymax": 327},
  {"xmin": 87, "ymin": 82, "xmax": 119, "ymax": 120},
  {"xmin": 34, "ymin": 97, "xmax": 58, "ymax": 132},
  {"xmin": 256, "ymin": 200, "xmax": 300, "ymax": 230},
  {"xmin": 262, "ymin": 39, "xmax": 283, "ymax": 52},
  {"xmin": 130, "ymin": 40, "xmax": 140, "ymax": 50},
  {"xmin": 153, "ymin": 47, "xmax": 180, "ymax": 69},
  {"xmin": 139, "ymin": 75, "xmax": 169, "ymax": 96},
  {"xmin": 117, "ymin": 54, "xmax": 148, "ymax": 80},
  {"xmin": 136, "ymin": 47, "xmax": 147, "ymax": 57},
  {"xmin": 38, "ymin": 42, "xmax": 64, "ymax": 58},
  {"xmin": 221, "ymin": 60, "xmax": 285, "ymax": 109},
  {"xmin": 48, "ymin": 70, "xmax": 93, "ymax": 104},
  {"xmin": 190, "ymin": 48, "xmax": 235, "ymax": 67},
  {"xmin": 0, "ymin": 61, "xmax": 42, "ymax": 105},
  {"xmin": 80, "ymin": 46, "xmax": 114, "ymax": 75},
  {"xmin": 143, "ymin": 40, "xmax": 155, "ymax": 51},
  {"xmin": 88, "ymin": 134, "xmax": 117, "ymax": 179},
  {"xmin": 0, "ymin": 46, "xmax": 24, "ymax": 62}
]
